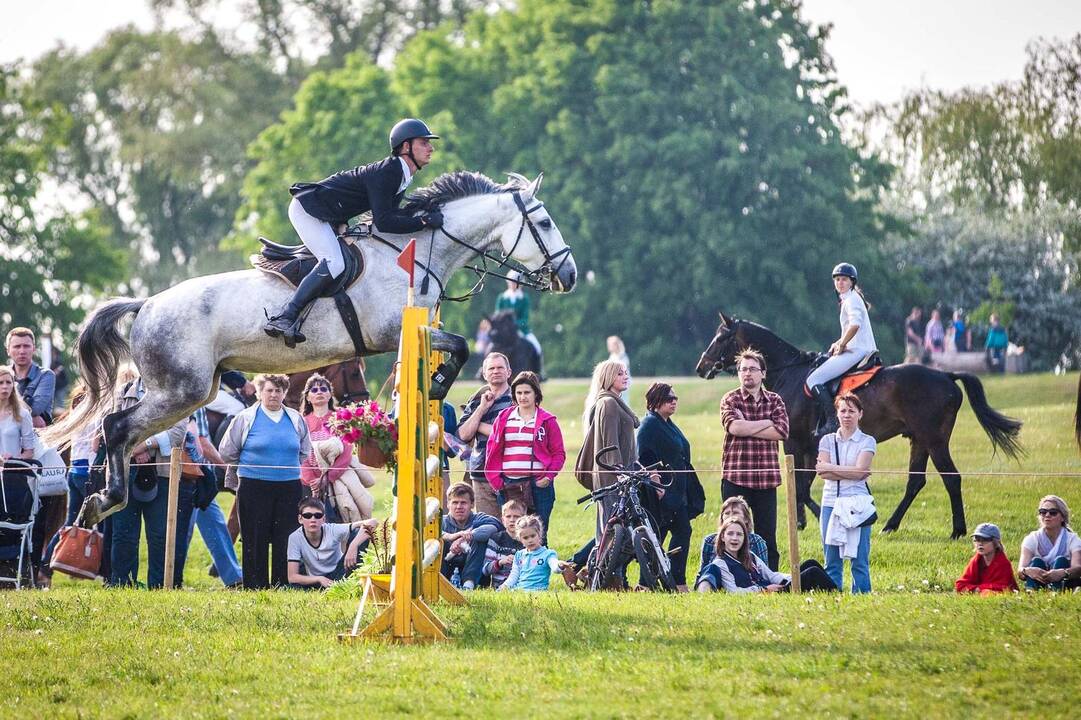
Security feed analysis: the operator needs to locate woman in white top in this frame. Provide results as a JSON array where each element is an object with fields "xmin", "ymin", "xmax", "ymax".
[
  {"xmin": 0, "ymin": 365, "xmax": 36, "ymax": 462},
  {"xmin": 815, "ymin": 392, "xmax": 876, "ymax": 593},
  {"xmin": 1018, "ymin": 495, "xmax": 1081, "ymax": 591},
  {"xmin": 805, "ymin": 262, "xmax": 878, "ymax": 437}
]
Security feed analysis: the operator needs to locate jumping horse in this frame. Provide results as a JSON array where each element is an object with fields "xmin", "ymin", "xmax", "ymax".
[
  {"xmin": 44, "ymin": 172, "xmax": 577, "ymax": 527},
  {"xmin": 696, "ymin": 313, "xmax": 1023, "ymax": 538}
]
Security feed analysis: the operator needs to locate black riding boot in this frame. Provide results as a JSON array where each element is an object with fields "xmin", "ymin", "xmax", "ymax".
[
  {"xmin": 810, "ymin": 384, "xmax": 838, "ymax": 438},
  {"xmin": 263, "ymin": 260, "xmax": 336, "ymax": 347}
]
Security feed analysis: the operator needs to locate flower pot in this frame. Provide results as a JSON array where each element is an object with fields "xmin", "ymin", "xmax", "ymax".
[{"xmin": 356, "ymin": 440, "xmax": 389, "ymax": 468}]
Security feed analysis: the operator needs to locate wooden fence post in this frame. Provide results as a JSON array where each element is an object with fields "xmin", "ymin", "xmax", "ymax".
[
  {"xmin": 163, "ymin": 447, "xmax": 183, "ymax": 589},
  {"xmin": 783, "ymin": 453, "xmax": 801, "ymax": 594}
]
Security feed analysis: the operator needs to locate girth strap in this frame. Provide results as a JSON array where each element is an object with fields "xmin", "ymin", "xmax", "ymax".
[{"xmin": 333, "ymin": 290, "xmax": 369, "ymax": 357}]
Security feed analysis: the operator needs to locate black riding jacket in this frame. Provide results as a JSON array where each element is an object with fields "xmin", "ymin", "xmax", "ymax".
[{"xmin": 290, "ymin": 156, "xmax": 426, "ymax": 233}]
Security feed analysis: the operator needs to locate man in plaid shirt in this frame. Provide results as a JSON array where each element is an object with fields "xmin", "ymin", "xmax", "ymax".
[{"xmin": 720, "ymin": 348, "xmax": 789, "ymax": 570}]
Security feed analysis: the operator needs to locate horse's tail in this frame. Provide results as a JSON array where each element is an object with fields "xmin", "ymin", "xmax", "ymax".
[
  {"xmin": 948, "ymin": 372, "xmax": 1024, "ymax": 459},
  {"xmin": 1075, "ymin": 374, "xmax": 1081, "ymax": 450},
  {"xmin": 41, "ymin": 298, "xmax": 146, "ymax": 449}
]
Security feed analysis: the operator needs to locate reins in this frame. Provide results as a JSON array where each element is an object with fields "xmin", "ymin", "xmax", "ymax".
[{"xmin": 341, "ymin": 189, "xmax": 571, "ymax": 306}]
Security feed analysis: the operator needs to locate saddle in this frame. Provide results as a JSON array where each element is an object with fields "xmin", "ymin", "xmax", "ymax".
[
  {"xmin": 805, "ymin": 352, "xmax": 883, "ymax": 397},
  {"xmin": 251, "ymin": 236, "xmax": 370, "ymax": 357},
  {"xmin": 252, "ymin": 236, "xmax": 365, "ymax": 293}
]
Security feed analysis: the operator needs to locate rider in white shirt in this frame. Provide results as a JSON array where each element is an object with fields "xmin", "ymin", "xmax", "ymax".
[{"xmin": 805, "ymin": 263, "xmax": 877, "ymax": 437}]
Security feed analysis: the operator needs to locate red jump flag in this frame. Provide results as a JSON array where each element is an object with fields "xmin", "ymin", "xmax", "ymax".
[{"xmin": 397, "ymin": 238, "xmax": 416, "ymax": 287}]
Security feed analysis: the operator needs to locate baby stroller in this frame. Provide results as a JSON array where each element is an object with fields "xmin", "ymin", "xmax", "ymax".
[{"xmin": 0, "ymin": 459, "xmax": 42, "ymax": 589}]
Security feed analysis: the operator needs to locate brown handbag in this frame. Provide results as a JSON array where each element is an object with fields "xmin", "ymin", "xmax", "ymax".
[
  {"xmin": 50, "ymin": 525, "xmax": 104, "ymax": 580},
  {"xmin": 500, "ymin": 476, "xmax": 534, "ymax": 513}
]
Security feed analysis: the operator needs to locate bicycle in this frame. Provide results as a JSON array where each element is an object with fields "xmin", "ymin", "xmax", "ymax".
[{"xmin": 577, "ymin": 446, "xmax": 677, "ymax": 592}]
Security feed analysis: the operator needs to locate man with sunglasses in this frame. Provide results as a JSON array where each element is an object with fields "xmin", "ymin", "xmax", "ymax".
[{"xmin": 286, "ymin": 498, "xmax": 377, "ymax": 589}]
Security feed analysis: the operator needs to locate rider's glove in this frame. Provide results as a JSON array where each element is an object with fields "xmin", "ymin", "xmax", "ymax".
[{"xmin": 422, "ymin": 210, "xmax": 444, "ymax": 228}]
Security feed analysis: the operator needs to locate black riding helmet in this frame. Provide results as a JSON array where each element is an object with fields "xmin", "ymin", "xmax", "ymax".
[
  {"xmin": 390, "ymin": 118, "xmax": 439, "ymax": 152},
  {"xmin": 832, "ymin": 262, "xmax": 858, "ymax": 283}
]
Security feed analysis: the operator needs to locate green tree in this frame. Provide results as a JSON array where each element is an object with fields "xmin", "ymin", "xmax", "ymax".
[
  {"xmin": 864, "ymin": 34, "xmax": 1081, "ymax": 243},
  {"xmin": 881, "ymin": 201, "xmax": 1081, "ymax": 369},
  {"xmin": 0, "ymin": 66, "xmax": 126, "ymax": 339},
  {"xmin": 28, "ymin": 29, "xmax": 292, "ymax": 292},
  {"xmin": 238, "ymin": 0, "xmax": 903, "ymax": 375}
]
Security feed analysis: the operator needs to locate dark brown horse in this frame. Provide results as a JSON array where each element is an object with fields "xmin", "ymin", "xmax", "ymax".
[
  {"xmin": 695, "ymin": 313, "xmax": 1023, "ymax": 538},
  {"xmin": 1075, "ymin": 374, "xmax": 1081, "ymax": 449}
]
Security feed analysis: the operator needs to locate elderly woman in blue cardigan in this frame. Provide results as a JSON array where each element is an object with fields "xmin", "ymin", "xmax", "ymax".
[
  {"xmin": 636, "ymin": 382, "xmax": 706, "ymax": 591},
  {"xmin": 219, "ymin": 373, "xmax": 312, "ymax": 589}
]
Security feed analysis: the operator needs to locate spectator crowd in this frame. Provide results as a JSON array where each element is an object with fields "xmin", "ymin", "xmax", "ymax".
[{"xmin": 3, "ymin": 320, "xmax": 1077, "ymax": 597}]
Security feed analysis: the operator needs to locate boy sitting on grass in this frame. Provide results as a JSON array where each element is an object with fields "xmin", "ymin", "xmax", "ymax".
[
  {"xmin": 484, "ymin": 499, "xmax": 526, "ymax": 589},
  {"xmin": 286, "ymin": 498, "xmax": 375, "ymax": 589},
  {"xmin": 441, "ymin": 482, "xmax": 502, "ymax": 590}
]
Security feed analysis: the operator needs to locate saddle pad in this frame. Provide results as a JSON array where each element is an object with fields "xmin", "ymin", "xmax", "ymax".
[
  {"xmin": 251, "ymin": 242, "xmax": 365, "ymax": 290},
  {"xmin": 838, "ymin": 365, "xmax": 883, "ymax": 395}
]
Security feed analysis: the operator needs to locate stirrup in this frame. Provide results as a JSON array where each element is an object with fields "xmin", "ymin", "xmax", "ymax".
[{"xmin": 282, "ymin": 320, "xmax": 307, "ymax": 348}]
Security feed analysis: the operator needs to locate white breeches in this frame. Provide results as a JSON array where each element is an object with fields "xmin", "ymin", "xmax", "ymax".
[
  {"xmin": 805, "ymin": 350, "xmax": 870, "ymax": 390},
  {"xmin": 288, "ymin": 198, "xmax": 345, "ymax": 278}
]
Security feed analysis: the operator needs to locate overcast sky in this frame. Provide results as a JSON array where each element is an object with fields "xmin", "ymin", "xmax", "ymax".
[{"xmin": 2, "ymin": 1, "xmax": 1079, "ymax": 107}]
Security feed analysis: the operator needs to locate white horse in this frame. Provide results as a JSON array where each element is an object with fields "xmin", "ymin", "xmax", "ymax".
[{"xmin": 45, "ymin": 171, "xmax": 577, "ymax": 527}]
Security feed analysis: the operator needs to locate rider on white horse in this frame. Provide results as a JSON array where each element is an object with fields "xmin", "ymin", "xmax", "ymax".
[
  {"xmin": 264, "ymin": 118, "xmax": 445, "ymax": 345},
  {"xmin": 805, "ymin": 263, "xmax": 878, "ymax": 437}
]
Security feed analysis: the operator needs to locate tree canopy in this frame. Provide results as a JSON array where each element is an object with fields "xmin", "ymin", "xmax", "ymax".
[{"xmin": 238, "ymin": 0, "xmax": 902, "ymax": 375}]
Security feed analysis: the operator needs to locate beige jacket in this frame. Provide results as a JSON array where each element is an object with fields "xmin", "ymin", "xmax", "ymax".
[{"xmin": 574, "ymin": 390, "xmax": 639, "ymax": 491}]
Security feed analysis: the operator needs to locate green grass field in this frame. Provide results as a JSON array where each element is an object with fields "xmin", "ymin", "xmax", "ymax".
[{"xmin": 3, "ymin": 372, "xmax": 1079, "ymax": 718}]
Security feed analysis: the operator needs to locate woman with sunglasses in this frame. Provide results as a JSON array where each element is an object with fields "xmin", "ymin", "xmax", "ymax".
[
  {"xmin": 1018, "ymin": 495, "xmax": 1081, "ymax": 590},
  {"xmin": 300, "ymin": 374, "xmax": 349, "ymax": 494},
  {"xmin": 636, "ymin": 382, "xmax": 706, "ymax": 591}
]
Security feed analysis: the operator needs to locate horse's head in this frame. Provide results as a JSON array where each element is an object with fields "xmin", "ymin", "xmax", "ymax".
[
  {"xmin": 492, "ymin": 173, "xmax": 577, "ymax": 293},
  {"xmin": 696, "ymin": 312, "xmax": 754, "ymax": 379}
]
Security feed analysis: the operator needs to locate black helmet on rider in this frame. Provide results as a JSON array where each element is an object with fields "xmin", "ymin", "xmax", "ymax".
[
  {"xmin": 390, "ymin": 118, "xmax": 439, "ymax": 153},
  {"xmin": 831, "ymin": 262, "xmax": 858, "ymax": 283}
]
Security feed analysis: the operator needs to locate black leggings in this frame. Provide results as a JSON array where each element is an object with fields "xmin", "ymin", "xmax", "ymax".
[{"xmin": 783, "ymin": 559, "xmax": 837, "ymax": 592}]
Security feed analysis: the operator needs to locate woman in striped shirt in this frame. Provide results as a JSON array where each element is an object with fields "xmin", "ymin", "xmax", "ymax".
[{"xmin": 485, "ymin": 372, "xmax": 566, "ymax": 544}]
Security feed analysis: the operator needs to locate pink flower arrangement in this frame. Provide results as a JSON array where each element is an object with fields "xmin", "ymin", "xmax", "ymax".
[{"xmin": 328, "ymin": 400, "xmax": 398, "ymax": 473}]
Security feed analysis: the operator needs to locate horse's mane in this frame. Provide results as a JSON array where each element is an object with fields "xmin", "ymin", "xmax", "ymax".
[
  {"xmin": 401, "ymin": 171, "xmax": 529, "ymax": 212},
  {"xmin": 734, "ymin": 319, "xmax": 815, "ymax": 363}
]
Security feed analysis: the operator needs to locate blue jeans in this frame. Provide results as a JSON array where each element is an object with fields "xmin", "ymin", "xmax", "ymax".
[
  {"xmin": 821, "ymin": 505, "xmax": 872, "ymax": 594},
  {"xmin": 1025, "ymin": 556, "xmax": 1070, "ymax": 591},
  {"xmin": 532, "ymin": 480, "xmax": 556, "ymax": 545},
  {"xmin": 110, "ymin": 473, "xmax": 195, "ymax": 588},
  {"xmin": 43, "ymin": 462, "xmax": 89, "ymax": 568},
  {"xmin": 186, "ymin": 498, "xmax": 242, "ymax": 587}
]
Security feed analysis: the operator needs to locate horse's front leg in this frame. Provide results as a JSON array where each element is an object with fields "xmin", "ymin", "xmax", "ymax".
[{"xmin": 429, "ymin": 330, "xmax": 470, "ymax": 401}]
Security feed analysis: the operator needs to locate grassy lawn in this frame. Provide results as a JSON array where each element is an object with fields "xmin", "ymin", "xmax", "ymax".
[{"xmin": 3, "ymin": 372, "xmax": 1079, "ymax": 718}]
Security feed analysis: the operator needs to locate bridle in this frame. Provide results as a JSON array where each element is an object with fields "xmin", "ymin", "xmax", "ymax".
[
  {"xmin": 700, "ymin": 324, "xmax": 814, "ymax": 377},
  {"xmin": 431, "ymin": 190, "xmax": 573, "ymax": 301},
  {"xmin": 352, "ymin": 189, "xmax": 572, "ymax": 304}
]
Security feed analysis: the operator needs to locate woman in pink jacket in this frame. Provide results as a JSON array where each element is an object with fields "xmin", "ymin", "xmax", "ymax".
[
  {"xmin": 485, "ymin": 371, "xmax": 566, "ymax": 544},
  {"xmin": 299, "ymin": 374, "xmax": 353, "ymax": 496}
]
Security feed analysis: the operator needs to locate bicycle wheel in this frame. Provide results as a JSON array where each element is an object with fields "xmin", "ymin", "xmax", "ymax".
[
  {"xmin": 633, "ymin": 526, "xmax": 676, "ymax": 592},
  {"xmin": 590, "ymin": 524, "xmax": 630, "ymax": 591}
]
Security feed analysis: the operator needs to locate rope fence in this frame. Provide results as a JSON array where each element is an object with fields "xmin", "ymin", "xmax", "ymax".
[{"xmin": 24, "ymin": 460, "xmax": 1081, "ymax": 479}]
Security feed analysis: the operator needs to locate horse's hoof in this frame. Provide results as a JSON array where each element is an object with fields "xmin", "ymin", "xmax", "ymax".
[
  {"xmin": 77, "ymin": 494, "xmax": 106, "ymax": 528},
  {"xmin": 950, "ymin": 530, "xmax": 967, "ymax": 541},
  {"xmin": 796, "ymin": 519, "xmax": 806, "ymax": 531},
  {"xmin": 880, "ymin": 525, "xmax": 896, "ymax": 535}
]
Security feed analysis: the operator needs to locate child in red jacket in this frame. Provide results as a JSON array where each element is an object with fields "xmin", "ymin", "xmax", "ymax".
[{"xmin": 955, "ymin": 522, "xmax": 1018, "ymax": 594}]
